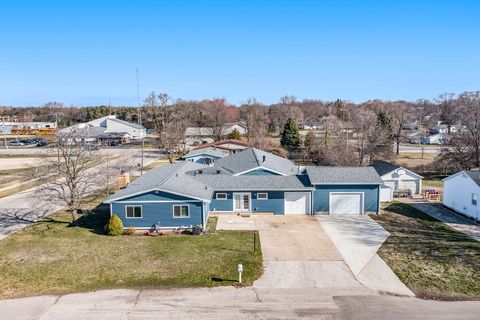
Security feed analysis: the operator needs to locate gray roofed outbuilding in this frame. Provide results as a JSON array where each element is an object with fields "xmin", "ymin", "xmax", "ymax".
[
  {"xmin": 305, "ymin": 166, "xmax": 383, "ymax": 185},
  {"xmin": 372, "ymin": 160, "xmax": 400, "ymax": 177}
]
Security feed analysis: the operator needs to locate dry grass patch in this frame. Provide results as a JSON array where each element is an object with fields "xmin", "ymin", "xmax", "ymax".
[{"xmin": 372, "ymin": 202, "xmax": 480, "ymax": 300}]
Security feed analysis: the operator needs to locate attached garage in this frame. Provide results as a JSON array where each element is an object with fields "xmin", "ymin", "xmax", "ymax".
[
  {"xmin": 329, "ymin": 192, "xmax": 364, "ymax": 215},
  {"xmin": 284, "ymin": 192, "xmax": 311, "ymax": 215}
]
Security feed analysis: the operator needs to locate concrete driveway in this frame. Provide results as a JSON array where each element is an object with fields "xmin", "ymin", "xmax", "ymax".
[{"xmin": 318, "ymin": 215, "xmax": 414, "ymax": 296}]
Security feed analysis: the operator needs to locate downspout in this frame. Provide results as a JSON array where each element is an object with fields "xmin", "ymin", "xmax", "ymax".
[{"xmin": 377, "ymin": 185, "xmax": 381, "ymax": 214}]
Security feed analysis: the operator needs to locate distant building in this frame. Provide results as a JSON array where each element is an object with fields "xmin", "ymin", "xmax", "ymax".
[
  {"xmin": 193, "ymin": 139, "xmax": 250, "ymax": 154},
  {"xmin": 421, "ymin": 133, "xmax": 451, "ymax": 145},
  {"xmin": 301, "ymin": 122, "xmax": 323, "ymax": 130},
  {"xmin": 0, "ymin": 122, "xmax": 57, "ymax": 135},
  {"xmin": 185, "ymin": 122, "xmax": 248, "ymax": 145},
  {"xmin": 59, "ymin": 115, "xmax": 146, "ymax": 142}
]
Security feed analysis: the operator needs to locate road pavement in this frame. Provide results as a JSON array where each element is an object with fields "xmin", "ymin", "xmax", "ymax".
[{"xmin": 1, "ymin": 287, "xmax": 479, "ymax": 320}]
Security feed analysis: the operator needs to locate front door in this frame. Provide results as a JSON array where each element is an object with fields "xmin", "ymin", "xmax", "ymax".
[{"xmin": 234, "ymin": 193, "xmax": 250, "ymax": 211}]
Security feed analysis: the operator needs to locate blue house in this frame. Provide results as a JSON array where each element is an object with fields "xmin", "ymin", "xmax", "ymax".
[{"xmin": 104, "ymin": 148, "xmax": 383, "ymax": 230}]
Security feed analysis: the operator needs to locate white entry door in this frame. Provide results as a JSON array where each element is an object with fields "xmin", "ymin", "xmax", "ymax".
[
  {"xmin": 285, "ymin": 192, "xmax": 311, "ymax": 215},
  {"xmin": 329, "ymin": 192, "xmax": 363, "ymax": 215},
  {"xmin": 234, "ymin": 193, "xmax": 251, "ymax": 211}
]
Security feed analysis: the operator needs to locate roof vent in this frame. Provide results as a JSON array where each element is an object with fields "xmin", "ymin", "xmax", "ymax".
[
  {"xmin": 216, "ymin": 169, "xmax": 221, "ymax": 174},
  {"xmin": 176, "ymin": 173, "xmax": 179, "ymax": 177},
  {"xmin": 262, "ymin": 155, "xmax": 266, "ymax": 163},
  {"xmin": 198, "ymin": 169, "xmax": 203, "ymax": 174}
]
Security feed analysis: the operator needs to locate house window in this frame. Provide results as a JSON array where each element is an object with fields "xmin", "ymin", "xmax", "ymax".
[
  {"xmin": 126, "ymin": 205, "xmax": 142, "ymax": 218},
  {"xmin": 257, "ymin": 193, "xmax": 268, "ymax": 200},
  {"xmin": 472, "ymin": 193, "xmax": 478, "ymax": 206},
  {"xmin": 216, "ymin": 193, "xmax": 227, "ymax": 200},
  {"xmin": 173, "ymin": 205, "xmax": 190, "ymax": 218}
]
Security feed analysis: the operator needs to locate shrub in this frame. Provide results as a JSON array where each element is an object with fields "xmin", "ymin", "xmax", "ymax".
[
  {"xmin": 106, "ymin": 214, "xmax": 124, "ymax": 236},
  {"xmin": 125, "ymin": 226, "xmax": 136, "ymax": 235}
]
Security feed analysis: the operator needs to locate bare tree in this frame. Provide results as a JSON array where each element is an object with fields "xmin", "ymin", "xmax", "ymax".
[
  {"xmin": 436, "ymin": 93, "xmax": 458, "ymax": 133},
  {"xmin": 440, "ymin": 91, "xmax": 480, "ymax": 169},
  {"xmin": 35, "ymin": 131, "xmax": 106, "ymax": 223},
  {"xmin": 240, "ymin": 98, "xmax": 268, "ymax": 142},
  {"xmin": 389, "ymin": 102, "xmax": 414, "ymax": 155}
]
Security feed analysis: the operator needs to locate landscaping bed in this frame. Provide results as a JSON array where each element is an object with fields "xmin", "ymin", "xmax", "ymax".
[
  {"xmin": 0, "ymin": 203, "xmax": 262, "ymax": 299},
  {"xmin": 371, "ymin": 202, "xmax": 480, "ymax": 300}
]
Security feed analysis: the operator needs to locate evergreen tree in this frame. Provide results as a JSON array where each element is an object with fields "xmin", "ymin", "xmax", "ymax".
[{"xmin": 280, "ymin": 118, "xmax": 300, "ymax": 149}]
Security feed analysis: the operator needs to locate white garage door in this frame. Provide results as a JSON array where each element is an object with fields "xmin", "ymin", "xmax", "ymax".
[
  {"xmin": 285, "ymin": 192, "xmax": 311, "ymax": 215},
  {"xmin": 329, "ymin": 192, "xmax": 363, "ymax": 215}
]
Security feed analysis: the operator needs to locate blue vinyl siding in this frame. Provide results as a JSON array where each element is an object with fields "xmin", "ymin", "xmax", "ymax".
[
  {"xmin": 210, "ymin": 191, "xmax": 286, "ymax": 215},
  {"xmin": 240, "ymin": 168, "xmax": 281, "ymax": 176},
  {"xmin": 211, "ymin": 192, "xmax": 234, "ymax": 211},
  {"xmin": 312, "ymin": 184, "xmax": 380, "ymax": 213},
  {"xmin": 110, "ymin": 190, "xmax": 206, "ymax": 228}
]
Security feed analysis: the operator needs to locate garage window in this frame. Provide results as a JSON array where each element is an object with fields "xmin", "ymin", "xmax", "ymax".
[
  {"xmin": 257, "ymin": 192, "xmax": 268, "ymax": 200},
  {"xmin": 126, "ymin": 205, "xmax": 142, "ymax": 219},
  {"xmin": 472, "ymin": 193, "xmax": 478, "ymax": 206},
  {"xmin": 173, "ymin": 205, "xmax": 190, "ymax": 218},
  {"xmin": 216, "ymin": 193, "xmax": 227, "ymax": 200}
]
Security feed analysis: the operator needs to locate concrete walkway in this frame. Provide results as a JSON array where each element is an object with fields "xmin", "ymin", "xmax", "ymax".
[
  {"xmin": 1, "ymin": 287, "xmax": 479, "ymax": 320},
  {"xmin": 409, "ymin": 202, "xmax": 480, "ymax": 242},
  {"xmin": 317, "ymin": 215, "xmax": 415, "ymax": 297}
]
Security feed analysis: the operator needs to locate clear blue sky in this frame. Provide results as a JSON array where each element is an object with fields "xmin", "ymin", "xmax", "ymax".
[{"xmin": 1, "ymin": 0, "xmax": 479, "ymax": 106}]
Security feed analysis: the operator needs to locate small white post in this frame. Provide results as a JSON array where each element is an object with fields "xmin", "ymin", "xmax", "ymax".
[{"xmin": 237, "ymin": 263, "xmax": 243, "ymax": 284}]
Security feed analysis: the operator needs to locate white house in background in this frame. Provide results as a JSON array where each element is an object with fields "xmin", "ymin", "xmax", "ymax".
[
  {"xmin": 442, "ymin": 170, "xmax": 480, "ymax": 221},
  {"xmin": 420, "ymin": 133, "xmax": 451, "ymax": 145},
  {"xmin": 59, "ymin": 115, "xmax": 146, "ymax": 140},
  {"xmin": 222, "ymin": 122, "xmax": 247, "ymax": 136},
  {"xmin": 372, "ymin": 160, "xmax": 423, "ymax": 202}
]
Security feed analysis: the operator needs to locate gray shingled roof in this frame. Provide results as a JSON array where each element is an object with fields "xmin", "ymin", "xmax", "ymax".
[
  {"xmin": 305, "ymin": 166, "xmax": 383, "ymax": 185},
  {"xmin": 372, "ymin": 160, "xmax": 400, "ymax": 177},
  {"xmin": 189, "ymin": 172, "xmax": 313, "ymax": 191},
  {"xmin": 214, "ymin": 148, "xmax": 299, "ymax": 175},
  {"xmin": 466, "ymin": 170, "xmax": 480, "ymax": 187},
  {"xmin": 182, "ymin": 147, "xmax": 229, "ymax": 159},
  {"xmin": 105, "ymin": 161, "xmax": 213, "ymax": 203},
  {"xmin": 185, "ymin": 127, "xmax": 214, "ymax": 136}
]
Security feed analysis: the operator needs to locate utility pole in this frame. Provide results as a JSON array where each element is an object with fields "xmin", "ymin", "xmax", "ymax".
[{"xmin": 136, "ymin": 67, "xmax": 144, "ymax": 175}]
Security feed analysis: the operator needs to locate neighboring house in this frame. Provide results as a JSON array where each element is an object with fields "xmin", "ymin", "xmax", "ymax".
[
  {"xmin": 104, "ymin": 148, "xmax": 383, "ymax": 229},
  {"xmin": 181, "ymin": 147, "xmax": 229, "ymax": 165},
  {"xmin": 185, "ymin": 122, "xmax": 248, "ymax": 145},
  {"xmin": 193, "ymin": 139, "xmax": 249, "ymax": 154},
  {"xmin": 59, "ymin": 115, "xmax": 146, "ymax": 141},
  {"xmin": 420, "ymin": 133, "xmax": 451, "ymax": 145},
  {"xmin": 222, "ymin": 122, "xmax": 247, "ymax": 136},
  {"xmin": 443, "ymin": 170, "xmax": 480, "ymax": 221},
  {"xmin": 431, "ymin": 123, "xmax": 461, "ymax": 134},
  {"xmin": 185, "ymin": 127, "xmax": 215, "ymax": 145},
  {"xmin": 300, "ymin": 122, "xmax": 323, "ymax": 130},
  {"xmin": 372, "ymin": 160, "xmax": 423, "ymax": 202}
]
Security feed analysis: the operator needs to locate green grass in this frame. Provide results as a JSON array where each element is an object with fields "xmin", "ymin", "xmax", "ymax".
[
  {"xmin": 0, "ymin": 200, "xmax": 263, "ymax": 299},
  {"xmin": 371, "ymin": 202, "xmax": 480, "ymax": 300}
]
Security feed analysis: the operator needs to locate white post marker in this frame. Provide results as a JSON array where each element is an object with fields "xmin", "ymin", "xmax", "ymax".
[{"xmin": 237, "ymin": 263, "xmax": 243, "ymax": 284}]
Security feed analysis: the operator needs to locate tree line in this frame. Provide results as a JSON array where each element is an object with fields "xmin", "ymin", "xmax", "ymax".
[{"xmin": 1, "ymin": 91, "xmax": 479, "ymax": 171}]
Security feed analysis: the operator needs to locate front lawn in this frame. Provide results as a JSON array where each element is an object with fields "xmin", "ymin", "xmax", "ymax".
[
  {"xmin": 371, "ymin": 202, "xmax": 480, "ymax": 300},
  {"xmin": 0, "ymin": 202, "xmax": 263, "ymax": 299}
]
